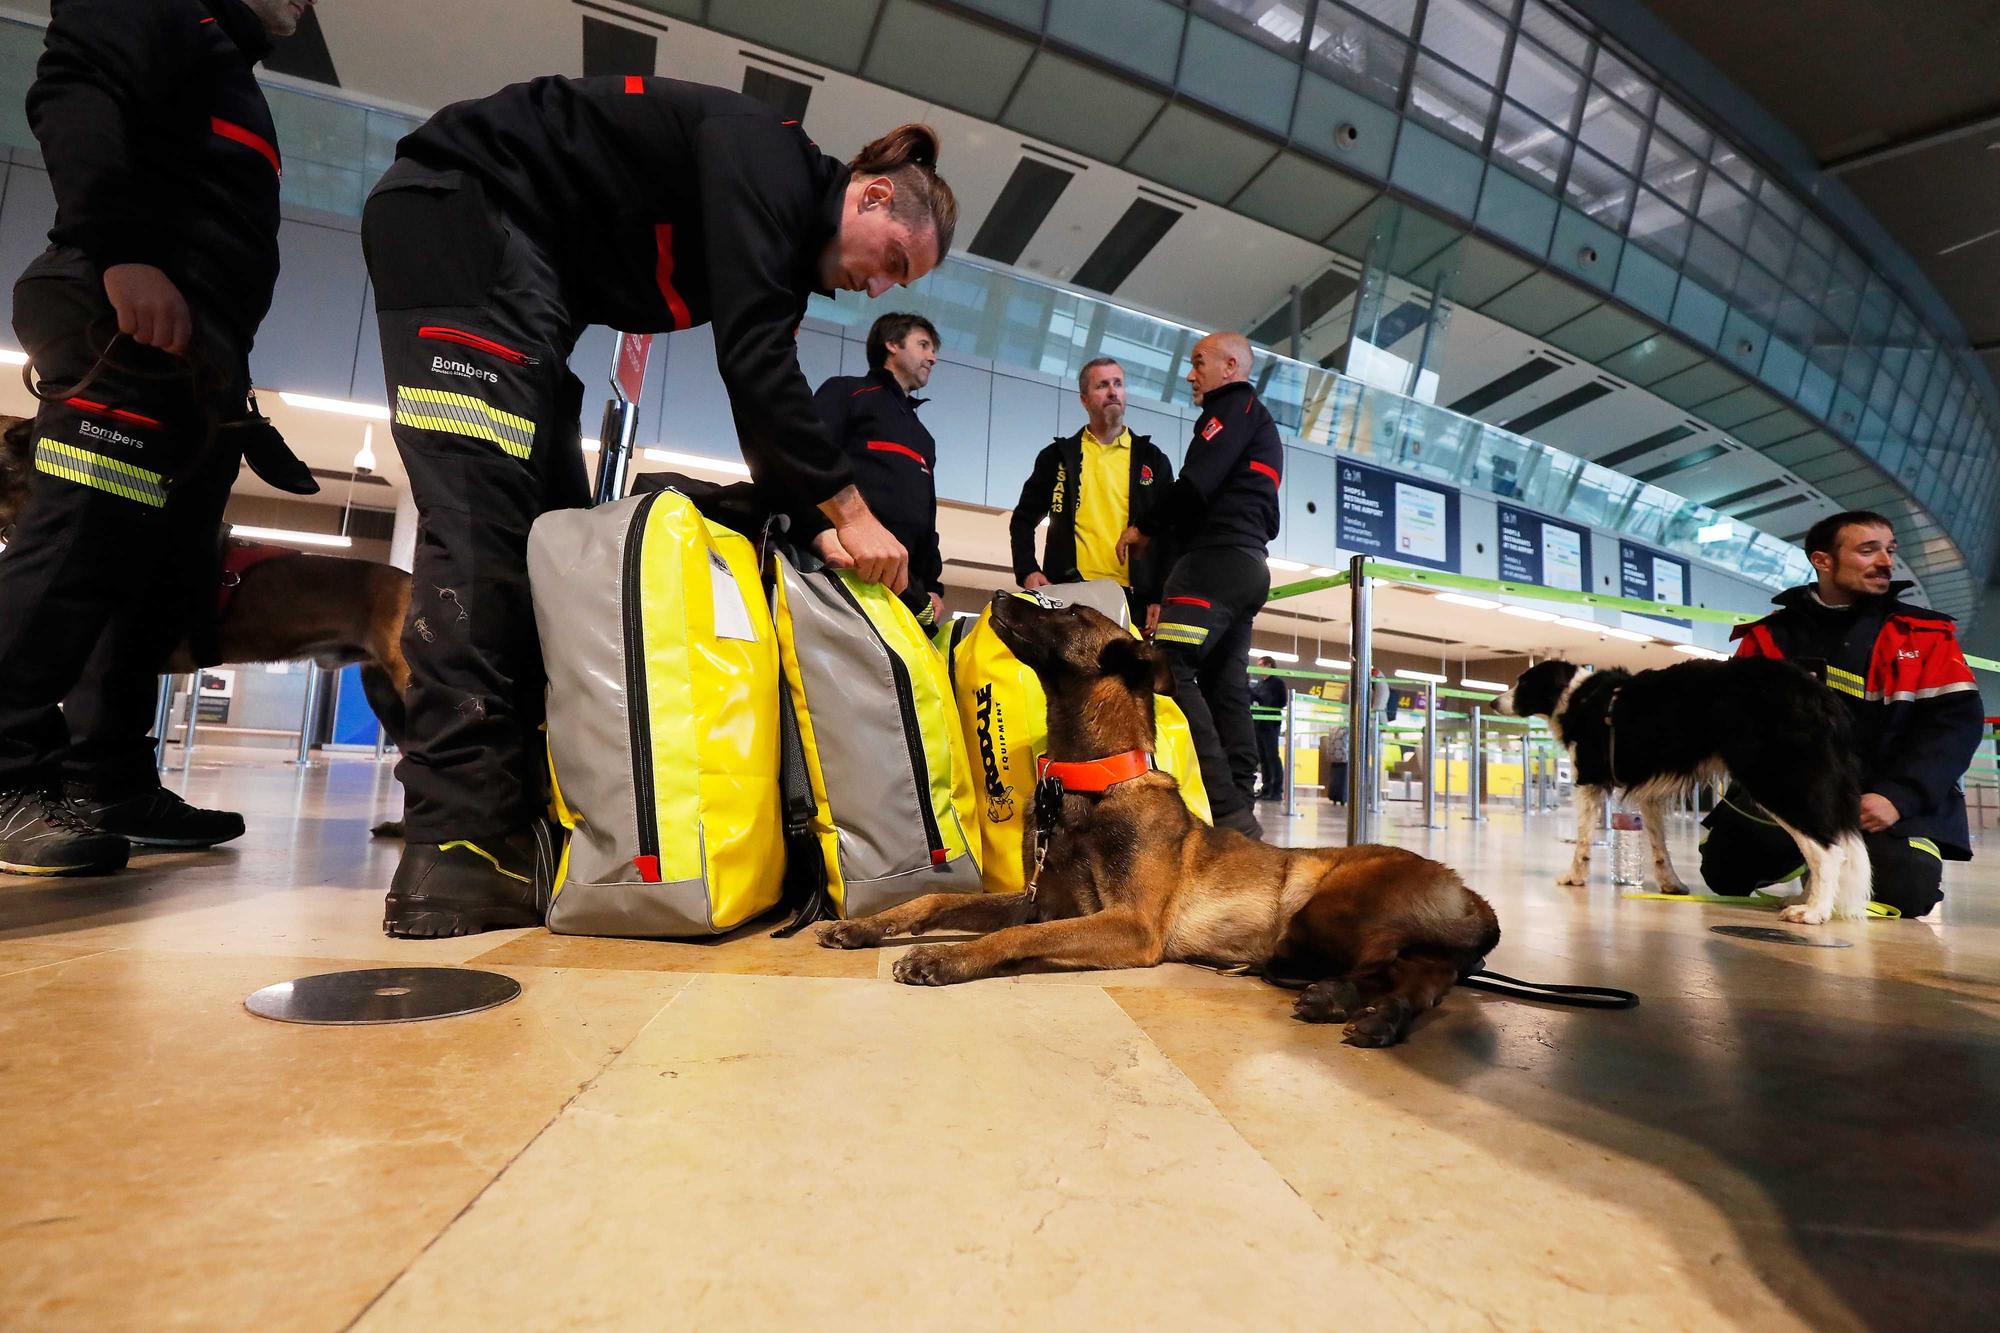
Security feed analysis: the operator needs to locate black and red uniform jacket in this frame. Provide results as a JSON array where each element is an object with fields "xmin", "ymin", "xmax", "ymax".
[
  {"xmin": 391, "ymin": 76, "xmax": 857, "ymax": 512},
  {"xmin": 29, "ymin": 0, "xmax": 282, "ymax": 344},
  {"xmin": 799, "ymin": 367, "xmax": 944, "ymax": 607},
  {"xmin": 1732, "ymin": 582, "xmax": 1983, "ymax": 858},
  {"xmin": 1136, "ymin": 379, "xmax": 1282, "ymax": 554}
]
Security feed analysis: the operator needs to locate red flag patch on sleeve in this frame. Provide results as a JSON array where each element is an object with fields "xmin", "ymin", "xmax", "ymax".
[{"xmin": 1201, "ymin": 417, "xmax": 1223, "ymax": 441}]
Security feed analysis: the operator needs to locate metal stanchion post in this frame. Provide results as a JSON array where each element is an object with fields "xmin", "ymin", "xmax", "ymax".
[
  {"xmin": 151, "ymin": 675, "xmax": 176, "ymax": 773},
  {"xmin": 178, "ymin": 674, "xmax": 201, "ymax": 772},
  {"xmin": 592, "ymin": 396, "xmax": 638, "ymax": 506},
  {"xmin": 295, "ymin": 666, "xmax": 324, "ymax": 767},
  {"xmin": 1464, "ymin": 703, "xmax": 1486, "ymax": 823},
  {"xmin": 1421, "ymin": 682, "xmax": 1441, "ymax": 829},
  {"xmin": 1518, "ymin": 734, "xmax": 1531, "ymax": 814},
  {"xmin": 1283, "ymin": 690, "xmax": 1298, "ymax": 821},
  {"xmin": 1344, "ymin": 554, "xmax": 1371, "ymax": 844}
]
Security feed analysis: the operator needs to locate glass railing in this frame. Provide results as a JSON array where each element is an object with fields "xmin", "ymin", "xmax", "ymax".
[
  {"xmin": 807, "ymin": 259, "xmax": 1817, "ymax": 592},
  {"xmin": 0, "ymin": 13, "xmax": 1812, "ymax": 592}
]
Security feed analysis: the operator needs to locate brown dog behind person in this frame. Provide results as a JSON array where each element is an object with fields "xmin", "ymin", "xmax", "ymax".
[{"xmin": 819, "ymin": 596, "xmax": 1498, "ymax": 1047}]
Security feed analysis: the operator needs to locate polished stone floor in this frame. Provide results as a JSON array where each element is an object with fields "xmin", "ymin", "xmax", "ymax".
[{"xmin": 2, "ymin": 752, "xmax": 1996, "ymax": 1330}]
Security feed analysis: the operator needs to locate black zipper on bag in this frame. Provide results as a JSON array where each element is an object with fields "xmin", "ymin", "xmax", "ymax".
[
  {"xmin": 624, "ymin": 491, "xmax": 664, "ymax": 870},
  {"xmin": 827, "ymin": 574, "xmax": 946, "ymax": 866}
]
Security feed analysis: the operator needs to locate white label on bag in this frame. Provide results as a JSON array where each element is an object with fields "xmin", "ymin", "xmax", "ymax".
[{"xmin": 708, "ymin": 549, "xmax": 756, "ymax": 641}]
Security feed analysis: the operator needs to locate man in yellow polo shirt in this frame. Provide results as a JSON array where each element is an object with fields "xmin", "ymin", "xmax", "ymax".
[{"xmin": 1009, "ymin": 356, "xmax": 1174, "ymax": 628}]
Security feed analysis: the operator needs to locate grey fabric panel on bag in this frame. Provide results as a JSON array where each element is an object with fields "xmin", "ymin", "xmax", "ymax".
[
  {"xmin": 845, "ymin": 855, "xmax": 982, "ymax": 919},
  {"xmin": 546, "ymin": 875, "xmax": 714, "ymax": 937},
  {"xmin": 528, "ymin": 495, "xmax": 645, "ymax": 890},
  {"xmin": 778, "ymin": 558, "xmax": 932, "ymax": 887}
]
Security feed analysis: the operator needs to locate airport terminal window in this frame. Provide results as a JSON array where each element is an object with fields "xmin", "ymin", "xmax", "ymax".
[
  {"xmin": 1502, "ymin": 35, "xmax": 1583, "ymax": 129},
  {"xmin": 1627, "ymin": 190, "xmax": 1693, "ymax": 264},
  {"xmin": 1518, "ymin": 0, "xmax": 1591, "ymax": 66},
  {"xmin": 1682, "ymin": 225, "xmax": 1742, "ymax": 296},
  {"xmin": 1695, "ymin": 174, "xmax": 1753, "ymax": 248},
  {"xmin": 1731, "ymin": 258, "xmax": 1784, "ymax": 326},
  {"xmin": 1306, "ymin": 7, "xmax": 1412, "ymax": 106},
  {"xmin": 1192, "ymin": 0, "xmax": 1312, "ymax": 54},
  {"xmin": 1587, "ymin": 44, "xmax": 1654, "ymax": 115},
  {"xmin": 1640, "ymin": 130, "xmax": 1703, "ymax": 211},
  {"xmin": 1743, "ymin": 205, "xmax": 1796, "ymax": 276},
  {"xmin": 1563, "ymin": 146, "xmax": 1635, "ymax": 227},
  {"xmin": 1491, "ymin": 99, "xmax": 1565, "ymax": 187},
  {"xmin": 1577, "ymin": 82, "xmax": 1646, "ymax": 173},
  {"xmin": 1419, "ymin": 0, "xmax": 1510, "ymax": 86},
  {"xmin": 1408, "ymin": 53, "xmax": 1496, "ymax": 146}
]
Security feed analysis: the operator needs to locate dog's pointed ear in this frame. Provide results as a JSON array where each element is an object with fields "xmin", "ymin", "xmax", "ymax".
[{"xmin": 1098, "ymin": 635, "xmax": 1174, "ymax": 696}]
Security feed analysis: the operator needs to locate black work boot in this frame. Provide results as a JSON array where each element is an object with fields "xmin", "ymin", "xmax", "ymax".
[
  {"xmin": 0, "ymin": 787, "xmax": 131, "ymax": 877},
  {"xmin": 64, "ymin": 782, "xmax": 246, "ymax": 849},
  {"xmin": 384, "ymin": 823, "xmax": 552, "ymax": 939}
]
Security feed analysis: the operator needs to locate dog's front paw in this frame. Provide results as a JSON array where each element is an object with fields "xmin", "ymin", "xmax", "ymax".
[
  {"xmin": 892, "ymin": 944, "xmax": 967, "ymax": 986},
  {"xmin": 1556, "ymin": 867, "xmax": 1589, "ymax": 887},
  {"xmin": 817, "ymin": 920, "xmax": 881, "ymax": 950},
  {"xmin": 1655, "ymin": 877, "xmax": 1690, "ymax": 896},
  {"xmin": 1342, "ymin": 998, "xmax": 1412, "ymax": 1048},
  {"xmin": 1778, "ymin": 903, "xmax": 1830, "ymax": 926},
  {"xmin": 1292, "ymin": 979, "xmax": 1360, "ymax": 1024}
]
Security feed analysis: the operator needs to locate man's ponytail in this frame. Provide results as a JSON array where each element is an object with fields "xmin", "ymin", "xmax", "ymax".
[{"xmin": 849, "ymin": 123, "xmax": 957, "ymax": 260}]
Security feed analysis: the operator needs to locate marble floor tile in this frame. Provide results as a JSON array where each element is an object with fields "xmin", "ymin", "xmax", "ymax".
[
  {"xmin": 0, "ymin": 949, "xmax": 687, "ymax": 1330},
  {"xmin": 358, "ymin": 974, "xmax": 1440, "ymax": 1330}
]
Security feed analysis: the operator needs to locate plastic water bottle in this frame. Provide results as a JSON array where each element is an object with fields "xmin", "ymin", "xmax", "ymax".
[{"xmin": 1611, "ymin": 808, "xmax": 1646, "ymax": 886}]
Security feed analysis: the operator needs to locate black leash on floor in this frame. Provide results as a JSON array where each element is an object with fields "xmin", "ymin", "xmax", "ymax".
[{"xmin": 1229, "ymin": 962, "xmax": 1639, "ymax": 1010}]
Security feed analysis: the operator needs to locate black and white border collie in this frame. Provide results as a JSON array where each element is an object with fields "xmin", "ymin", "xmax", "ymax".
[{"xmin": 1495, "ymin": 658, "xmax": 1872, "ymax": 924}]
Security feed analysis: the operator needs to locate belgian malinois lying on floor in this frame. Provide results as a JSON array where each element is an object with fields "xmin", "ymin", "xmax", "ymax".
[
  {"xmin": 820, "ymin": 594, "xmax": 1501, "ymax": 1047},
  {"xmin": 1, "ymin": 414, "xmax": 411, "ymax": 749}
]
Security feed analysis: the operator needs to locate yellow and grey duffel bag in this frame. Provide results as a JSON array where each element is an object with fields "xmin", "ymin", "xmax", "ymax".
[
  {"xmin": 947, "ymin": 582, "xmax": 1212, "ymax": 894},
  {"xmin": 770, "ymin": 552, "xmax": 982, "ymax": 927},
  {"xmin": 527, "ymin": 487, "xmax": 786, "ymax": 937}
]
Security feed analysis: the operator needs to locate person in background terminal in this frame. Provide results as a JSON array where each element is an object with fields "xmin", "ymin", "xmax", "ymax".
[
  {"xmin": 1118, "ymin": 332, "xmax": 1282, "ymax": 839},
  {"xmin": 1252, "ymin": 656, "xmax": 1288, "ymax": 802},
  {"xmin": 799, "ymin": 312, "xmax": 946, "ymax": 626},
  {"xmin": 0, "ymin": 0, "xmax": 318, "ymax": 878},
  {"xmin": 1700, "ymin": 510, "xmax": 1981, "ymax": 919},
  {"xmin": 1008, "ymin": 356, "xmax": 1175, "ymax": 629},
  {"xmin": 362, "ymin": 77, "xmax": 955, "ymax": 937}
]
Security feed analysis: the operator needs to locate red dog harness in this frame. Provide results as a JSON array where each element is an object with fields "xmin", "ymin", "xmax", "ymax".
[{"xmin": 217, "ymin": 539, "xmax": 292, "ymax": 618}]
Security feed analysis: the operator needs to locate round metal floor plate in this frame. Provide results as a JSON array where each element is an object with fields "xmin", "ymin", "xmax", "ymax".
[
  {"xmin": 245, "ymin": 967, "xmax": 522, "ymax": 1025},
  {"xmin": 1710, "ymin": 924, "xmax": 1853, "ymax": 948}
]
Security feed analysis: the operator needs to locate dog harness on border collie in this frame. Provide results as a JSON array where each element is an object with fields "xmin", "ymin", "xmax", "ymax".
[{"xmin": 1027, "ymin": 749, "xmax": 1151, "ymax": 898}]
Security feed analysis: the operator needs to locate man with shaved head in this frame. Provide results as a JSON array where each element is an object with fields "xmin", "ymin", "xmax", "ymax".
[{"xmin": 1118, "ymin": 331, "xmax": 1283, "ymax": 838}]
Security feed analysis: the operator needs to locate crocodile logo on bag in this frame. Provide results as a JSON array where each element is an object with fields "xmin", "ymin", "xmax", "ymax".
[{"xmin": 974, "ymin": 684, "xmax": 1015, "ymax": 821}]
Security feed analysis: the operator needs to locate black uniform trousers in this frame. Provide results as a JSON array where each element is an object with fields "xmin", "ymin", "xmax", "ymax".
[
  {"xmin": 1152, "ymin": 546, "xmax": 1268, "ymax": 820},
  {"xmin": 1699, "ymin": 796, "xmax": 1945, "ymax": 919},
  {"xmin": 362, "ymin": 163, "xmax": 590, "ymax": 843},
  {"xmin": 0, "ymin": 247, "xmax": 244, "ymax": 796},
  {"xmin": 1256, "ymin": 722, "xmax": 1284, "ymax": 800}
]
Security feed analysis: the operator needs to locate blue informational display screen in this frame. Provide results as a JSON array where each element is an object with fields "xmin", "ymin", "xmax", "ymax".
[
  {"xmin": 1335, "ymin": 459, "xmax": 1460, "ymax": 572},
  {"xmin": 1619, "ymin": 540, "xmax": 1692, "ymax": 627},
  {"xmin": 1497, "ymin": 504, "xmax": 1592, "ymax": 593}
]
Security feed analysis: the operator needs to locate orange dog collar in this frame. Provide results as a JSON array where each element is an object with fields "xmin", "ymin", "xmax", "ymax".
[{"xmin": 1035, "ymin": 750, "xmax": 1151, "ymax": 793}]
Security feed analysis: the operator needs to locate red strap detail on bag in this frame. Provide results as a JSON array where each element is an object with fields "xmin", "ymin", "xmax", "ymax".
[
  {"xmin": 1165, "ymin": 595, "xmax": 1211, "ymax": 608},
  {"xmin": 653, "ymin": 224, "xmax": 692, "ymax": 330},
  {"xmin": 65, "ymin": 397, "xmax": 163, "ymax": 430},
  {"xmin": 624, "ymin": 75, "xmax": 645, "ymax": 94},
  {"xmin": 632, "ymin": 855, "xmax": 662, "ymax": 884},
  {"xmin": 1249, "ymin": 460, "xmax": 1280, "ymax": 486},
  {"xmin": 211, "ymin": 117, "xmax": 280, "ymax": 176},
  {"xmin": 867, "ymin": 440, "xmax": 929, "ymax": 470},
  {"xmin": 1036, "ymin": 750, "xmax": 1151, "ymax": 793},
  {"xmin": 930, "ymin": 849, "xmax": 948, "ymax": 866}
]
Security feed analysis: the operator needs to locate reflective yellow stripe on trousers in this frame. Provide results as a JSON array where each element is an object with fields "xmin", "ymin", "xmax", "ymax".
[
  {"xmin": 394, "ymin": 386, "xmax": 535, "ymax": 459},
  {"xmin": 34, "ymin": 438, "xmax": 167, "ymax": 507}
]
